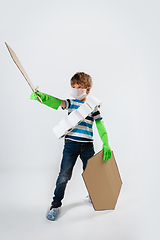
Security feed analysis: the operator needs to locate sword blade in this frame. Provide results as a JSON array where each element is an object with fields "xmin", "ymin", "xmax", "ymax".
[{"xmin": 5, "ymin": 42, "xmax": 42, "ymax": 103}]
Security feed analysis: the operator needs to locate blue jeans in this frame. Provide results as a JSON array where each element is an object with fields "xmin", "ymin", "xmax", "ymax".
[{"xmin": 51, "ymin": 139, "xmax": 95, "ymax": 207}]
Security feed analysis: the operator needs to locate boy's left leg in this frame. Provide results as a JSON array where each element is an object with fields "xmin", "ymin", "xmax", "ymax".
[
  {"xmin": 80, "ymin": 142, "xmax": 95, "ymax": 170},
  {"xmin": 80, "ymin": 142, "xmax": 95, "ymax": 204}
]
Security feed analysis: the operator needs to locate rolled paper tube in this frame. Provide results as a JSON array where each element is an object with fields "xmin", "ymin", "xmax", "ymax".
[
  {"xmin": 59, "ymin": 118, "xmax": 73, "ymax": 133},
  {"xmin": 87, "ymin": 95, "xmax": 101, "ymax": 109},
  {"xmin": 77, "ymin": 103, "xmax": 92, "ymax": 118},
  {"xmin": 52, "ymin": 125, "xmax": 64, "ymax": 139},
  {"xmin": 68, "ymin": 110, "xmax": 82, "ymax": 125}
]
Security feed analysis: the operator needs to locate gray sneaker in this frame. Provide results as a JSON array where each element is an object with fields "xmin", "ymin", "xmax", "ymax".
[{"xmin": 46, "ymin": 207, "xmax": 61, "ymax": 221}]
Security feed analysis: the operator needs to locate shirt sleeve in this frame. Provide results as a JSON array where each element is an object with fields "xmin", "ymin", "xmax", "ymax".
[
  {"xmin": 61, "ymin": 99, "xmax": 71, "ymax": 110},
  {"xmin": 92, "ymin": 107, "xmax": 103, "ymax": 121}
]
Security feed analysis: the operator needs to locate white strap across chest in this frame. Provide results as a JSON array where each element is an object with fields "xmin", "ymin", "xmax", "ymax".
[{"xmin": 52, "ymin": 95, "xmax": 101, "ymax": 139}]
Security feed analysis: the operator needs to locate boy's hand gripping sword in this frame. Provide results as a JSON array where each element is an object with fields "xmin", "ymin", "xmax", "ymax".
[{"xmin": 5, "ymin": 42, "xmax": 42, "ymax": 103}]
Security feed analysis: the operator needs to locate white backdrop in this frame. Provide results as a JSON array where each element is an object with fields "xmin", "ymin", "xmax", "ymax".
[{"xmin": 0, "ymin": 0, "xmax": 160, "ymax": 239}]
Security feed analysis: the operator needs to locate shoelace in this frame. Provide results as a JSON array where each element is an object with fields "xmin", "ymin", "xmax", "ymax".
[{"xmin": 50, "ymin": 207, "xmax": 61, "ymax": 212}]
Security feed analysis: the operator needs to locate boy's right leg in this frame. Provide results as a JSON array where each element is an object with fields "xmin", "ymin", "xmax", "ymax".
[
  {"xmin": 50, "ymin": 141, "xmax": 80, "ymax": 209},
  {"xmin": 46, "ymin": 141, "xmax": 81, "ymax": 221},
  {"xmin": 46, "ymin": 149, "xmax": 78, "ymax": 221}
]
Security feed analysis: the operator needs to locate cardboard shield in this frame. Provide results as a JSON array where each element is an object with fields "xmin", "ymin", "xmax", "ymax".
[{"xmin": 82, "ymin": 150, "xmax": 122, "ymax": 211}]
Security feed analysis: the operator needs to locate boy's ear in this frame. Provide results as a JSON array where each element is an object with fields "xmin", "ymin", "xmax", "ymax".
[{"xmin": 86, "ymin": 87, "xmax": 91, "ymax": 94}]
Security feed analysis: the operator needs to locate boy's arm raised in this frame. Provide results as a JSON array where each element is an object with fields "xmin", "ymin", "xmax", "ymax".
[{"xmin": 30, "ymin": 90, "xmax": 65, "ymax": 110}]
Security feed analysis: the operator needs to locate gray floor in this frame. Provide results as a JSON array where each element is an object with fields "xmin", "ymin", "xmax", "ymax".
[{"xmin": 0, "ymin": 155, "xmax": 159, "ymax": 240}]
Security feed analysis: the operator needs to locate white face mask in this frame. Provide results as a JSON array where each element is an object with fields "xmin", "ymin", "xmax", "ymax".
[{"xmin": 71, "ymin": 87, "xmax": 87, "ymax": 100}]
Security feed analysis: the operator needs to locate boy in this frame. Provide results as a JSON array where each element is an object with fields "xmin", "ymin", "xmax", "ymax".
[{"xmin": 30, "ymin": 72, "xmax": 112, "ymax": 221}]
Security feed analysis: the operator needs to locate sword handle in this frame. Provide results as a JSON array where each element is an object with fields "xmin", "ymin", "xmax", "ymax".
[{"xmin": 34, "ymin": 86, "xmax": 42, "ymax": 103}]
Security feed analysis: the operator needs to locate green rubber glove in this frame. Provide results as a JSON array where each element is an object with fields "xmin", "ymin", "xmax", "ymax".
[
  {"xmin": 30, "ymin": 90, "xmax": 61, "ymax": 110},
  {"xmin": 96, "ymin": 120, "xmax": 112, "ymax": 161}
]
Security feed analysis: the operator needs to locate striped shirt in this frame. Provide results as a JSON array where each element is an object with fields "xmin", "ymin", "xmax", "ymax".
[{"xmin": 62, "ymin": 98, "xmax": 103, "ymax": 142}]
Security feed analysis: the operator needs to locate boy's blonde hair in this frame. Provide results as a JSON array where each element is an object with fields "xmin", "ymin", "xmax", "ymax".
[{"xmin": 70, "ymin": 72, "xmax": 93, "ymax": 89}]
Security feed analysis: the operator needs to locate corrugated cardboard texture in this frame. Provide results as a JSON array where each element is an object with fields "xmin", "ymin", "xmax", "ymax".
[{"xmin": 82, "ymin": 150, "xmax": 122, "ymax": 211}]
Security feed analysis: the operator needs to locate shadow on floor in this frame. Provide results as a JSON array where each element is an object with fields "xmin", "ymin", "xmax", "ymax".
[
  {"xmin": 58, "ymin": 200, "xmax": 113, "ymax": 220},
  {"xmin": 59, "ymin": 201, "xmax": 88, "ymax": 218}
]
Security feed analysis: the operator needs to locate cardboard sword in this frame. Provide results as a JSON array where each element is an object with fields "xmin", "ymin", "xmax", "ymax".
[{"xmin": 5, "ymin": 42, "xmax": 42, "ymax": 103}]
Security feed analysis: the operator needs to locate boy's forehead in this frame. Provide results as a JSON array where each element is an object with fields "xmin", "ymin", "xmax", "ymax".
[{"xmin": 72, "ymin": 82, "xmax": 85, "ymax": 87}]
